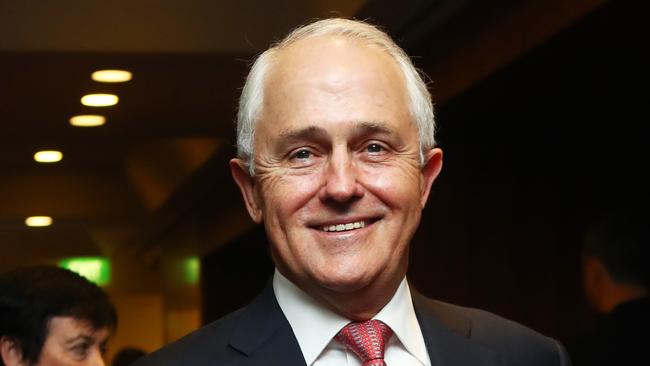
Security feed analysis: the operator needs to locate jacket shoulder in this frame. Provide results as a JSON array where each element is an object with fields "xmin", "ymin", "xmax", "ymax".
[
  {"xmin": 417, "ymin": 297, "xmax": 570, "ymax": 366},
  {"xmin": 132, "ymin": 308, "xmax": 245, "ymax": 366}
]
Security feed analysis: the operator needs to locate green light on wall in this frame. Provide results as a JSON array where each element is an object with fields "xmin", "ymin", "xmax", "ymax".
[
  {"xmin": 184, "ymin": 257, "xmax": 200, "ymax": 284},
  {"xmin": 59, "ymin": 257, "xmax": 111, "ymax": 286}
]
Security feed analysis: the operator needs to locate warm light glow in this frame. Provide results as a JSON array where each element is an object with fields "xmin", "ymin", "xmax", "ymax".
[
  {"xmin": 81, "ymin": 93, "xmax": 118, "ymax": 107},
  {"xmin": 34, "ymin": 150, "xmax": 62, "ymax": 163},
  {"xmin": 91, "ymin": 69, "xmax": 132, "ymax": 83},
  {"xmin": 59, "ymin": 257, "xmax": 111, "ymax": 286},
  {"xmin": 25, "ymin": 216, "xmax": 53, "ymax": 227},
  {"xmin": 69, "ymin": 115, "xmax": 106, "ymax": 127}
]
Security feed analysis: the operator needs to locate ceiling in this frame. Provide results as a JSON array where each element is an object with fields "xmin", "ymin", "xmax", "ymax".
[{"xmin": 0, "ymin": 0, "xmax": 606, "ymax": 269}]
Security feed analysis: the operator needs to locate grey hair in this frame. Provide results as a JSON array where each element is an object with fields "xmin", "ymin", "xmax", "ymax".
[{"xmin": 236, "ymin": 18, "xmax": 436, "ymax": 176}]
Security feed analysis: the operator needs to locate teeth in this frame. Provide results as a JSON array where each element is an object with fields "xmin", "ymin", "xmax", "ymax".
[{"xmin": 322, "ymin": 221, "xmax": 366, "ymax": 232}]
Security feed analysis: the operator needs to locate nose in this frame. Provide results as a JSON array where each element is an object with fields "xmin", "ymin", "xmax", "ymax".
[{"xmin": 319, "ymin": 148, "xmax": 363, "ymax": 202}]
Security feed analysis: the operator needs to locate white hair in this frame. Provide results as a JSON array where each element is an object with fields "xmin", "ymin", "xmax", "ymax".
[{"xmin": 236, "ymin": 18, "xmax": 436, "ymax": 175}]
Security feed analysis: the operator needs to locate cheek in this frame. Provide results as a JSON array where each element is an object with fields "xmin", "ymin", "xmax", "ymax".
[
  {"xmin": 35, "ymin": 345, "xmax": 65, "ymax": 366},
  {"xmin": 260, "ymin": 172, "xmax": 323, "ymax": 218},
  {"xmin": 361, "ymin": 165, "xmax": 423, "ymax": 207}
]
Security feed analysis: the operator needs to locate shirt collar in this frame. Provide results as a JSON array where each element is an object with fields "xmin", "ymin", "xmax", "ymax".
[
  {"xmin": 374, "ymin": 277, "xmax": 430, "ymax": 366},
  {"xmin": 273, "ymin": 270, "xmax": 349, "ymax": 365},
  {"xmin": 273, "ymin": 269, "xmax": 429, "ymax": 366}
]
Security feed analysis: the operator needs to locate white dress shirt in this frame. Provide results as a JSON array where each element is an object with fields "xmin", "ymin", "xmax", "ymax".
[{"xmin": 273, "ymin": 270, "xmax": 431, "ymax": 366}]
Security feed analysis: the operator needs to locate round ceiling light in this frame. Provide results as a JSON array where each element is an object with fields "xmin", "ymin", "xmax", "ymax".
[
  {"xmin": 91, "ymin": 69, "xmax": 132, "ymax": 83},
  {"xmin": 34, "ymin": 150, "xmax": 63, "ymax": 163},
  {"xmin": 81, "ymin": 94, "xmax": 118, "ymax": 107},
  {"xmin": 25, "ymin": 216, "xmax": 53, "ymax": 227},
  {"xmin": 69, "ymin": 115, "xmax": 106, "ymax": 127}
]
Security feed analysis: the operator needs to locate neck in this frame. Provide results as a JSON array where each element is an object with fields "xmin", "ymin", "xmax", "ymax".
[
  {"xmin": 321, "ymin": 276, "xmax": 404, "ymax": 321},
  {"xmin": 283, "ymin": 269, "xmax": 406, "ymax": 321}
]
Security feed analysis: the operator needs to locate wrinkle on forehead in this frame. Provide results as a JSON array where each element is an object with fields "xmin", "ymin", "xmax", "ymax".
[{"xmin": 275, "ymin": 122, "xmax": 402, "ymax": 148}]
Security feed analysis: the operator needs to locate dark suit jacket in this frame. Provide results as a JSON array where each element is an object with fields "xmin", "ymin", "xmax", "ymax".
[{"xmin": 135, "ymin": 283, "xmax": 571, "ymax": 366}]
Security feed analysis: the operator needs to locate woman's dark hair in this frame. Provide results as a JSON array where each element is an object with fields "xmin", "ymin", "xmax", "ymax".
[{"xmin": 0, "ymin": 266, "xmax": 117, "ymax": 365}]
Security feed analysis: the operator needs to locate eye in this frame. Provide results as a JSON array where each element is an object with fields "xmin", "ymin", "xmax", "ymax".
[
  {"xmin": 70, "ymin": 343, "xmax": 90, "ymax": 359},
  {"xmin": 287, "ymin": 147, "xmax": 321, "ymax": 169},
  {"xmin": 292, "ymin": 149, "xmax": 312, "ymax": 160},
  {"xmin": 366, "ymin": 143, "xmax": 384, "ymax": 153}
]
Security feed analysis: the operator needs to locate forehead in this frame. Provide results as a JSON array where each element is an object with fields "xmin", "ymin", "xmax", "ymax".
[
  {"xmin": 276, "ymin": 34, "xmax": 399, "ymax": 71},
  {"xmin": 47, "ymin": 316, "xmax": 108, "ymax": 339},
  {"xmin": 259, "ymin": 35, "xmax": 411, "ymax": 136}
]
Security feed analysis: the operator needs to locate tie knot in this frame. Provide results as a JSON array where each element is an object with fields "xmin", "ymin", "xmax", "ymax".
[{"xmin": 335, "ymin": 319, "xmax": 393, "ymax": 366}]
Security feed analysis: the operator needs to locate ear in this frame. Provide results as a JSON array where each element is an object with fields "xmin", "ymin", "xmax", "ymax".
[
  {"xmin": 419, "ymin": 148, "xmax": 443, "ymax": 208},
  {"xmin": 582, "ymin": 255, "xmax": 609, "ymax": 312},
  {"xmin": 583, "ymin": 255, "xmax": 606, "ymax": 289},
  {"xmin": 0, "ymin": 337, "xmax": 27, "ymax": 366},
  {"xmin": 230, "ymin": 158, "xmax": 263, "ymax": 223}
]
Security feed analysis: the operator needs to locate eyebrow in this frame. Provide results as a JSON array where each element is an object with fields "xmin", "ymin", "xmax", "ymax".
[
  {"xmin": 351, "ymin": 121, "xmax": 395, "ymax": 139},
  {"xmin": 65, "ymin": 335, "xmax": 93, "ymax": 345},
  {"xmin": 276, "ymin": 121, "xmax": 396, "ymax": 143},
  {"xmin": 277, "ymin": 125, "xmax": 329, "ymax": 143}
]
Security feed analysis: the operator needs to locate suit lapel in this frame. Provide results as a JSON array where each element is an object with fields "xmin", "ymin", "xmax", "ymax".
[
  {"xmin": 227, "ymin": 281, "xmax": 506, "ymax": 365},
  {"xmin": 412, "ymin": 290, "xmax": 505, "ymax": 366},
  {"xmin": 228, "ymin": 283, "xmax": 307, "ymax": 365}
]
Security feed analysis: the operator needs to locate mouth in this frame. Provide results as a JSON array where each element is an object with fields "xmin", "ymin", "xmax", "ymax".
[{"xmin": 313, "ymin": 218, "xmax": 379, "ymax": 233}]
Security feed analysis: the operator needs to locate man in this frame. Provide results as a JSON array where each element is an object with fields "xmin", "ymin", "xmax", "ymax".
[
  {"xmin": 0, "ymin": 266, "xmax": 117, "ymax": 366},
  {"xmin": 571, "ymin": 213, "xmax": 649, "ymax": 366},
  {"xmin": 136, "ymin": 18, "xmax": 571, "ymax": 365}
]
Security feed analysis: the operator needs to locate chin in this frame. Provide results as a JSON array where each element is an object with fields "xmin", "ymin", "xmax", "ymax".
[{"xmin": 315, "ymin": 268, "xmax": 376, "ymax": 294}]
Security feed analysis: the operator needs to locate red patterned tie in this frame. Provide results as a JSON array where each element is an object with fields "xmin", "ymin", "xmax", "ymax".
[{"xmin": 334, "ymin": 319, "xmax": 393, "ymax": 366}]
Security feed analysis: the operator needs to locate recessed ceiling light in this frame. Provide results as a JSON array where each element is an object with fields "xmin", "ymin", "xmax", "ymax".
[
  {"xmin": 25, "ymin": 216, "xmax": 53, "ymax": 227},
  {"xmin": 69, "ymin": 115, "xmax": 106, "ymax": 127},
  {"xmin": 34, "ymin": 150, "xmax": 63, "ymax": 163},
  {"xmin": 81, "ymin": 94, "xmax": 118, "ymax": 107},
  {"xmin": 91, "ymin": 69, "xmax": 132, "ymax": 83}
]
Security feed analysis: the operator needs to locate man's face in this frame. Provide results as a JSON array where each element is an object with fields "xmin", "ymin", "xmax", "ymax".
[
  {"xmin": 232, "ymin": 36, "xmax": 442, "ymax": 303},
  {"xmin": 35, "ymin": 317, "xmax": 109, "ymax": 366}
]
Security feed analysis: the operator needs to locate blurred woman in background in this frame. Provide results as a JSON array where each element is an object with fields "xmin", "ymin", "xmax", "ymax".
[{"xmin": 0, "ymin": 266, "xmax": 116, "ymax": 366}]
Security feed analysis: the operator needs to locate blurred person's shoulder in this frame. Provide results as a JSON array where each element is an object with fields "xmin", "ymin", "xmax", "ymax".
[{"xmin": 570, "ymin": 297, "xmax": 650, "ymax": 366}]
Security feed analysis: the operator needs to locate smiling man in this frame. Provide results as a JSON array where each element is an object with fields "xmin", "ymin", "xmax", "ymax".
[{"xmin": 135, "ymin": 18, "xmax": 572, "ymax": 366}]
